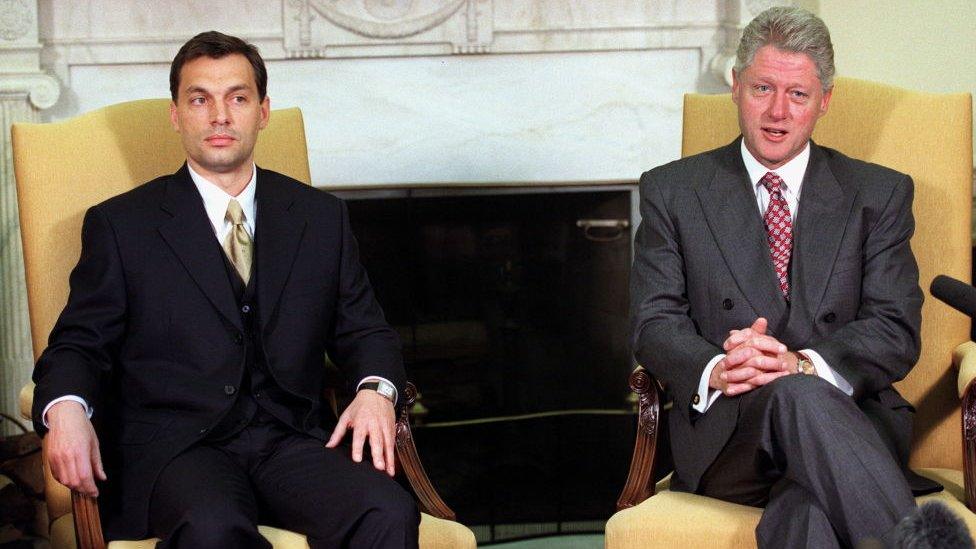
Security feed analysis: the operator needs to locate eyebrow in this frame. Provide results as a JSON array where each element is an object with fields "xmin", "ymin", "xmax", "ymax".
[{"xmin": 184, "ymin": 83, "xmax": 254, "ymax": 96}]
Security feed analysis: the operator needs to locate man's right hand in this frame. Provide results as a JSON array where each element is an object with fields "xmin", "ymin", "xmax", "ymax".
[
  {"xmin": 709, "ymin": 318, "xmax": 790, "ymax": 396},
  {"xmin": 46, "ymin": 401, "xmax": 106, "ymax": 497}
]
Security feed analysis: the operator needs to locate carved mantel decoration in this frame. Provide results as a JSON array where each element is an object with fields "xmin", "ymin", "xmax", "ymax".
[{"xmin": 285, "ymin": 0, "xmax": 492, "ymax": 57}]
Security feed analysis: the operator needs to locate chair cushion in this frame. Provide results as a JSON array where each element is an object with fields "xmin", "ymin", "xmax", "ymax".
[
  {"xmin": 605, "ymin": 469, "xmax": 976, "ymax": 548},
  {"xmin": 51, "ymin": 512, "xmax": 474, "ymax": 548}
]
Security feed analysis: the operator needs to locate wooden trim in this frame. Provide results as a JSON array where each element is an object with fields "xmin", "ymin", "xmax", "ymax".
[
  {"xmin": 71, "ymin": 491, "xmax": 106, "ymax": 549},
  {"xmin": 396, "ymin": 382, "xmax": 457, "ymax": 521},
  {"xmin": 615, "ymin": 368, "xmax": 661, "ymax": 510},
  {"xmin": 963, "ymin": 377, "xmax": 976, "ymax": 512}
]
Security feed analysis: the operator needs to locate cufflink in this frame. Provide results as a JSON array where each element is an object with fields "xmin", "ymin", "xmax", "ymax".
[{"xmin": 692, "ymin": 393, "xmax": 701, "ymax": 405}]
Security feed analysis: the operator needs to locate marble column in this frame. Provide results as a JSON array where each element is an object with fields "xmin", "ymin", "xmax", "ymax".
[{"xmin": 0, "ymin": 0, "xmax": 60, "ymax": 434}]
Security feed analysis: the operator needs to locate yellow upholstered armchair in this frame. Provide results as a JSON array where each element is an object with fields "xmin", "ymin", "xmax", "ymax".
[
  {"xmin": 12, "ymin": 99, "xmax": 475, "ymax": 549},
  {"xmin": 608, "ymin": 77, "xmax": 975, "ymax": 547}
]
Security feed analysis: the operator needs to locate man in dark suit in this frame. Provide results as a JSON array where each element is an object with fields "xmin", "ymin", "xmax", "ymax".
[
  {"xmin": 32, "ymin": 31, "xmax": 418, "ymax": 548},
  {"xmin": 630, "ymin": 7, "xmax": 949, "ymax": 548}
]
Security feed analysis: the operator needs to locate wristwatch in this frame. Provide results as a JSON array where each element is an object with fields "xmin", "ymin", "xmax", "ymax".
[
  {"xmin": 796, "ymin": 355, "xmax": 816, "ymax": 375},
  {"xmin": 359, "ymin": 379, "xmax": 396, "ymax": 403}
]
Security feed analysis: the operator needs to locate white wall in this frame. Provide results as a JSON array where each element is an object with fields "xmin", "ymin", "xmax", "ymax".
[{"xmin": 818, "ymin": 0, "xmax": 976, "ymax": 167}]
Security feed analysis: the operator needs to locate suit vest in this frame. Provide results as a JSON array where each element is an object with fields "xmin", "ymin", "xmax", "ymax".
[{"xmin": 207, "ymin": 240, "xmax": 308, "ymax": 440}]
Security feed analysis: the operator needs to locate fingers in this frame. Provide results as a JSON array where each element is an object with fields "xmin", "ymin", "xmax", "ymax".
[
  {"xmin": 724, "ymin": 347, "xmax": 788, "ymax": 372},
  {"xmin": 351, "ymin": 422, "xmax": 367, "ymax": 463},
  {"xmin": 750, "ymin": 317, "xmax": 767, "ymax": 334},
  {"xmin": 326, "ymin": 412, "xmax": 350, "ymax": 448},
  {"xmin": 368, "ymin": 422, "xmax": 385, "ymax": 471},
  {"xmin": 723, "ymin": 318, "xmax": 775, "ymax": 351},
  {"xmin": 92, "ymin": 442, "xmax": 107, "ymax": 482},
  {"xmin": 384, "ymin": 425, "xmax": 396, "ymax": 477}
]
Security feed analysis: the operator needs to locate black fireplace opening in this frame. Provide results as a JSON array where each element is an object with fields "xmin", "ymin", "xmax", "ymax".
[{"xmin": 342, "ymin": 186, "xmax": 635, "ymax": 543}]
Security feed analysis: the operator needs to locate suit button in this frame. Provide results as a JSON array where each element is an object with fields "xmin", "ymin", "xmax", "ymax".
[
  {"xmin": 234, "ymin": 333, "xmax": 244, "ymax": 344},
  {"xmin": 242, "ymin": 304, "xmax": 251, "ymax": 314},
  {"xmin": 254, "ymin": 392, "xmax": 262, "ymax": 398},
  {"xmin": 224, "ymin": 385, "xmax": 237, "ymax": 395},
  {"xmin": 722, "ymin": 298, "xmax": 734, "ymax": 310},
  {"xmin": 823, "ymin": 312, "xmax": 836, "ymax": 323},
  {"xmin": 692, "ymin": 393, "xmax": 701, "ymax": 405}
]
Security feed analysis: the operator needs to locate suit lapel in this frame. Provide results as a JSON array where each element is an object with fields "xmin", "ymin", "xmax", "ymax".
[
  {"xmin": 785, "ymin": 142, "xmax": 852, "ymax": 337},
  {"xmin": 696, "ymin": 139, "xmax": 788, "ymax": 328},
  {"xmin": 158, "ymin": 165, "xmax": 242, "ymax": 331},
  {"xmin": 254, "ymin": 168, "xmax": 307, "ymax": 332}
]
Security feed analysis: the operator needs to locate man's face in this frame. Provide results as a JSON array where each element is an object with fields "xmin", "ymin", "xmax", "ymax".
[
  {"xmin": 170, "ymin": 53, "xmax": 269, "ymax": 178},
  {"xmin": 731, "ymin": 45, "xmax": 832, "ymax": 170}
]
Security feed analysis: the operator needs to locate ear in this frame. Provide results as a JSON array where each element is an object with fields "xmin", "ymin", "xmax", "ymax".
[
  {"xmin": 730, "ymin": 69, "xmax": 741, "ymax": 104},
  {"xmin": 818, "ymin": 85, "xmax": 833, "ymax": 117},
  {"xmin": 258, "ymin": 96, "xmax": 270, "ymax": 130},
  {"xmin": 169, "ymin": 101, "xmax": 180, "ymax": 132}
]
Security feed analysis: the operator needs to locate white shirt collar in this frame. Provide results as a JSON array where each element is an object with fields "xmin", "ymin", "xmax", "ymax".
[
  {"xmin": 186, "ymin": 162, "xmax": 257, "ymax": 239},
  {"xmin": 740, "ymin": 139, "xmax": 811, "ymax": 197}
]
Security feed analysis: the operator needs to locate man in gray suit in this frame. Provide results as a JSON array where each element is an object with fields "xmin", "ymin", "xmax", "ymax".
[{"xmin": 631, "ymin": 7, "xmax": 948, "ymax": 547}]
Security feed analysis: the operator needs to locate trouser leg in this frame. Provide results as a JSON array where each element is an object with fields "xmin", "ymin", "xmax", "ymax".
[
  {"xmin": 756, "ymin": 478, "xmax": 841, "ymax": 549},
  {"xmin": 251, "ymin": 429, "xmax": 420, "ymax": 549},
  {"xmin": 698, "ymin": 374, "xmax": 916, "ymax": 547},
  {"xmin": 149, "ymin": 444, "xmax": 270, "ymax": 549}
]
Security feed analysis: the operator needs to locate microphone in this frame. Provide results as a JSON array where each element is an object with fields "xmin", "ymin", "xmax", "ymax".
[{"xmin": 930, "ymin": 275, "xmax": 976, "ymax": 318}]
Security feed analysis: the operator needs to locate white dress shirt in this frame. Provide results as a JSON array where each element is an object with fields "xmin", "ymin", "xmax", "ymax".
[
  {"xmin": 692, "ymin": 141, "xmax": 854, "ymax": 414},
  {"xmin": 44, "ymin": 164, "xmax": 395, "ymax": 425}
]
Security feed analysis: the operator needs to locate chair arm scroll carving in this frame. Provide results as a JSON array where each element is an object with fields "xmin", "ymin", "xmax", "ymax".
[
  {"xmin": 615, "ymin": 367, "xmax": 661, "ymax": 511},
  {"xmin": 395, "ymin": 382, "xmax": 456, "ymax": 521}
]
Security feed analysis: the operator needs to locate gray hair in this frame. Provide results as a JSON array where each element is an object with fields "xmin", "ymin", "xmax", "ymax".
[{"xmin": 735, "ymin": 6, "xmax": 835, "ymax": 91}]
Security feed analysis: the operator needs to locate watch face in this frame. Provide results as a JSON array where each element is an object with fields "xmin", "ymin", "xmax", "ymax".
[{"xmin": 376, "ymin": 381, "xmax": 396, "ymax": 400}]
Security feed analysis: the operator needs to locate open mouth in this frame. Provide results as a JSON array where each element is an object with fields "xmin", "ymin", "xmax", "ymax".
[{"xmin": 762, "ymin": 127, "xmax": 788, "ymax": 138}]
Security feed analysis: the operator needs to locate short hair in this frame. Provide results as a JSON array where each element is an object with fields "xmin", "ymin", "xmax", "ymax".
[
  {"xmin": 169, "ymin": 31, "xmax": 268, "ymax": 101},
  {"xmin": 735, "ymin": 6, "xmax": 835, "ymax": 92}
]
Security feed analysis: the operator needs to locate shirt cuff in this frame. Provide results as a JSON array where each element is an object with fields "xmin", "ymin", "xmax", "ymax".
[
  {"xmin": 356, "ymin": 376, "xmax": 398, "ymax": 406},
  {"xmin": 801, "ymin": 349, "xmax": 854, "ymax": 396},
  {"xmin": 42, "ymin": 395, "xmax": 92, "ymax": 428},
  {"xmin": 693, "ymin": 355, "xmax": 725, "ymax": 414}
]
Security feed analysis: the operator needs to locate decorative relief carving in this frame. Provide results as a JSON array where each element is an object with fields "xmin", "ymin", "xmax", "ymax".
[
  {"xmin": 0, "ymin": 0, "xmax": 32, "ymax": 42},
  {"xmin": 0, "ymin": 73, "xmax": 60, "ymax": 110},
  {"xmin": 284, "ymin": 0, "xmax": 492, "ymax": 57}
]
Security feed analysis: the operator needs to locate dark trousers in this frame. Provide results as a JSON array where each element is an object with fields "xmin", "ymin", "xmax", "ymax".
[
  {"xmin": 148, "ymin": 412, "xmax": 419, "ymax": 549},
  {"xmin": 697, "ymin": 374, "xmax": 916, "ymax": 548}
]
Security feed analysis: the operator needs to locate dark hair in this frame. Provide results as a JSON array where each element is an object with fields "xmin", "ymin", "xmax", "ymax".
[{"xmin": 169, "ymin": 31, "xmax": 268, "ymax": 101}]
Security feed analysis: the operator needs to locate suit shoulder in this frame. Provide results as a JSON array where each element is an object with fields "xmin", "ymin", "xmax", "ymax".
[
  {"xmin": 819, "ymin": 145, "xmax": 911, "ymax": 190},
  {"xmin": 257, "ymin": 167, "xmax": 345, "ymax": 211},
  {"xmin": 91, "ymin": 173, "xmax": 170, "ymax": 217},
  {"xmin": 639, "ymin": 146, "xmax": 725, "ymax": 194}
]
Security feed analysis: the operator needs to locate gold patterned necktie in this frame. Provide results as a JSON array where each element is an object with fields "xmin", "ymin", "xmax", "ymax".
[{"xmin": 222, "ymin": 199, "xmax": 252, "ymax": 284}]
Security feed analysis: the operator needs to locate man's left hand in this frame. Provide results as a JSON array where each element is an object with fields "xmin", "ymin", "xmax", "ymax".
[{"xmin": 326, "ymin": 390, "xmax": 397, "ymax": 477}]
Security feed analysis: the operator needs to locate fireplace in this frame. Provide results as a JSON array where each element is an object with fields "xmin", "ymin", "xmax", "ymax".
[{"xmin": 340, "ymin": 184, "xmax": 636, "ymax": 543}]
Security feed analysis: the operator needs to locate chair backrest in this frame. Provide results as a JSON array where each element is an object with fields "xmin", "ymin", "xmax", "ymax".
[
  {"xmin": 13, "ymin": 99, "xmax": 311, "ymax": 363},
  {"xmin": 682, "ymin": 77, "xmax": 974, "ymax": 470}
]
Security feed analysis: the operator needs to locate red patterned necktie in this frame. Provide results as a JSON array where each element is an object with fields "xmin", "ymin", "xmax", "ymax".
[{"xmin": 761, "ymin": 172, "xmax": 792, "ymax": 298}]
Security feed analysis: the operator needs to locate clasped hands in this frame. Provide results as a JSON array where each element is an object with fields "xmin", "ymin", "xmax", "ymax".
[{"xmin": 708, "ymin": 317, "xmax": 805, "ymax": 397}]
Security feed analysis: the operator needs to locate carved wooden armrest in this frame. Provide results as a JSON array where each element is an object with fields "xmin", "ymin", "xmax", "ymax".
[
  {"xmin": 954, "ymin": 341, "xmax": 976, "ymax": 512},
  {"xmin": 71, "ymin": 491, "xmax": 106, "ymax": 549},
  {"xmin": 396, "ymin": 382, "xmax": 456, "ymax": 521},
  {"xmin": 615, "ymin": 367, "xmax": 662, "ymax": 510}
]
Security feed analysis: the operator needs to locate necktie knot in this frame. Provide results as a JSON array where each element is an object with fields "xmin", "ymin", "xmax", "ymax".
[
  {"xmin": 225, "ymin": 199, "xmax": 245, "ymax": 226},
  {"xmin": 760, "ymin": 172, "xmax": 784, "ymax": 195}
]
